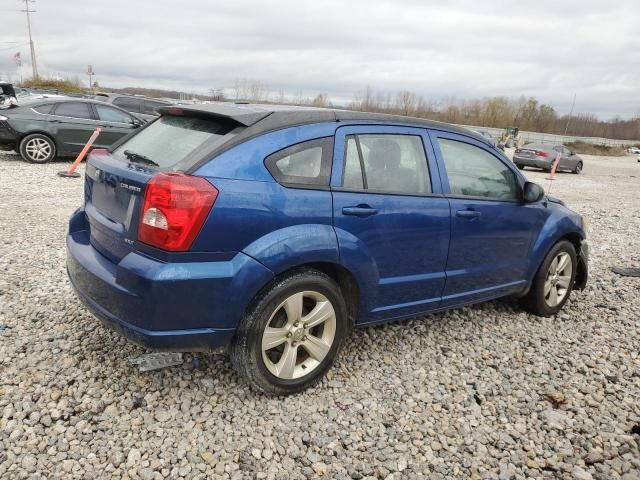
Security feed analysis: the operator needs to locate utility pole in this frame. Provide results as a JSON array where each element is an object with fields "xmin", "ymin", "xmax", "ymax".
[
  {"xmin": 86, "ymin": 64, "xmax": 95, "ymax": 94},
  {"xmin": 563, "ymin": 93, "xmax": 576, "ymax": 136},
  {"xmin": 20, "ymin": 0, "xmax": 38, "ymax": 80}
]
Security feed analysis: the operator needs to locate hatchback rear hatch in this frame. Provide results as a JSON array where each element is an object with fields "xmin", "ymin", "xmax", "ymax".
[{"xmin": 84, "ymin": 106, "xmax": 264, "ymax": 263}]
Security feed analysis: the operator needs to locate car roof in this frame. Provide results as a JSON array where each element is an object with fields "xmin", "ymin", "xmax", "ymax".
[
  {"xmin": 96, "ymin": 92, "xmax": 170, "ymax": 102},
  {"xmin": 159, "ymin": 102, "xmax": 487, "ymax": 142}
]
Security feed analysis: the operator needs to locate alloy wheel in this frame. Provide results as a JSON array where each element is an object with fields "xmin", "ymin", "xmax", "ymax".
[
  {"xmin": 25, "ymin": 137, "xmax": 52, "ymax": 162},
  {"xmin": 544, "ymin": 252, "xmax": 573, "ymax": 307},
  {"xmin": 261, "ymin": 291, "xmax": 336, "ymax": 380}
]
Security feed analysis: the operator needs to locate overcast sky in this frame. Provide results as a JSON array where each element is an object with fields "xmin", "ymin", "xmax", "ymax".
[{"xmin": 0, "ymin": 0, "xmax": 638, "ymax": 119}]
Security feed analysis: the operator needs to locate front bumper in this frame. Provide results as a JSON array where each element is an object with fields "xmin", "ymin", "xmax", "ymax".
[
  {"xmin": 575, "ymin": 239, "xmax": 589, "ymax": 290},
  {"xmin": 0, "ymin": 121, "xmax": 18, "ymax": 147},
  {"xmin": 66, "ymin": 209, "xmax": 274, "ymax": 352}
]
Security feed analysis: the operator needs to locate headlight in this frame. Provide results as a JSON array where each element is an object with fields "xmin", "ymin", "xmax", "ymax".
[{"xmin": 0, "ymin": 115, "xmax": 7, "ymax": 121}]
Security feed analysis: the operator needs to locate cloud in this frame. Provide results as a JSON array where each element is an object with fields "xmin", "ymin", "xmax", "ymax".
[{"xmin": 0, "ymin": 0, "xmax": 638, "ymax": 118}]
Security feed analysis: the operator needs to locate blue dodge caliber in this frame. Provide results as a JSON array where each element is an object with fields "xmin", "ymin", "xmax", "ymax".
[{"xmin": 66, "ymin": 103, "xmax": 588, "ymax": 394}]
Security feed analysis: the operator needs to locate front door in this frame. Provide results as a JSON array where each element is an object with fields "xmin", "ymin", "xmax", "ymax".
[
  {"xmin": 429, "ymin": 131, "xmax": 545, "ymax": 307},
  {"xmin": 92, "ymin": 103, "xmax": 137, "ymax": 148},
  {"xmin": 331, "ymin": 125, "xmax": 451, "ymax": 323}
]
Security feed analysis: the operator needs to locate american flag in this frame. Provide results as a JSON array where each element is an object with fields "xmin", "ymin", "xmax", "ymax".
[{"xmin": 12, "ymin": 52, "xmax": 21, "ymax": 67}]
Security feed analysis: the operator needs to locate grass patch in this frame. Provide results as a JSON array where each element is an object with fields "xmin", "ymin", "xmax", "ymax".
[{"xmin": 564, "ymin": 141, "xmax": 626, "ymax": 156}]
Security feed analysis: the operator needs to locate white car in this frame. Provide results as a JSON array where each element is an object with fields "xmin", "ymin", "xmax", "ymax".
[{"xmin": 628, "ymin": 147, "xmax": 640, "ymax": 154}]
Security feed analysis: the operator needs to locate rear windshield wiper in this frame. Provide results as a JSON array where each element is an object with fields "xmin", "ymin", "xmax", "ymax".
[{"xmin": 123, "ymin": 150, "xmax": 159, "ymax": 167}]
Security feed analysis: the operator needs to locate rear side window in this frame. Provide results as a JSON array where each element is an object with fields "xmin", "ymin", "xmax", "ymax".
[
  {"xmin": 113, "ymin": 115, "xmax": 238, "ymax": 171},
  {"xmin": 265, "ymin": 137, "xmax": 333, "ymax": 188},
  {"xmin": 437, "ymin": 138, "xmax": 518, "ymax": 200},
  {"xmin": 113, "ymin": 97, "xmax": 142, "ymax": 113},
  {"xmin": 341, "ymin": 134, "xmax": 431, "ymax": 195},
  {"xmin": 53, "ymin": 102, "xmax": 93, "ymax": 120},
  {"xmin": 33, "ymin": 104, "xmax": 53, "ymax": 114}
]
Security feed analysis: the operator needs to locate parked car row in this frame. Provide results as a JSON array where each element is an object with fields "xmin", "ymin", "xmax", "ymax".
[
  {"xmin": 0, "ymin": 98, "xmax": 143, "ymax": 163},
  {"xmin": 65, "ymin": 103, "xmax": 588, "ymax": 394}
]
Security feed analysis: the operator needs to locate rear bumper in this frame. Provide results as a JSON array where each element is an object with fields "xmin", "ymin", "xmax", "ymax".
[
  {"xmin": 66, "ymin": 208, "xmax": 274, "ymax": 352},
  {"xmin": 513, "ymin": 156, "xmax": 552, "ymax": 169}
]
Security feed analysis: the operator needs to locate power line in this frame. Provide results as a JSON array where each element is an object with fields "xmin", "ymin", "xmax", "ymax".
[{"xmin": 0, "ymin": 43, "xmax": 29, "ymax": 52}]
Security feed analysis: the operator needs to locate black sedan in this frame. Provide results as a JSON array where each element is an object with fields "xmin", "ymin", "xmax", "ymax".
[{"xmin": 0, "ymin": 98, "xmax": 142, "ymax": 163}]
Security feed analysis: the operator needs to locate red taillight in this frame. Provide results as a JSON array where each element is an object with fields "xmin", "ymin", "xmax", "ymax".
[
  {"xmin": 138, "ymin": 173, "xmax": 218, "ymax": 252},
  {"xmin": 535, "ymin": 150, "xmax": 549, "ymax": 158}
]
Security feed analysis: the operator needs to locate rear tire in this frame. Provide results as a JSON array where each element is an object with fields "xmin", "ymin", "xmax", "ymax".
[
  {"xmin": 520, "ymin": 240, "xmax": 577, "ymax": 316},
  {"xmin": 230, "ymin": 269, "xmax": 349, "ymax": 395},
  {"xmin": 19, "ymin": 133, "xmax": 56, "ymax": 164},
  {"xmin": 573, "ymin": 161, "xmax": 583, "ymax": 174}
]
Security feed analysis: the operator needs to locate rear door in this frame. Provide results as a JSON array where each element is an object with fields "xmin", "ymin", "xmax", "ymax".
[
  {"xmin": 331, "ymin": 125, "xmax": 450, "ymax": 322},
  {"xmin": 49, "ymin": 101, "xmax": 99, "ymax": 155},
  {"xmin": 92, "ymin": 103, "xmax": 138, "ymax": 147},
  {"xmin": 429, "ymin": 131, "xmax": 544, "ymax": 306}
]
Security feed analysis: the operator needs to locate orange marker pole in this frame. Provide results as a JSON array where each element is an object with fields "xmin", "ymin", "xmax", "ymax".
[
  {"xmin": 57, "ymin": 128, "xmax": 101, "ymax": 178},
  {"xmin": 546, "ymin": 152, "xmax": 561, "ymax": 181}
]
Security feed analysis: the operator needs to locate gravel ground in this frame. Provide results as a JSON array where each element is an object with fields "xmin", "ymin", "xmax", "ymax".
[{"xmin": 0, "ymin": 150, "xmax": 639, "ymax": 480}]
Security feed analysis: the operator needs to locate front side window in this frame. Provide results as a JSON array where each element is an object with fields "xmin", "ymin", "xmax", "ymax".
[
  {"xmin": 341, "ymin": 134, "xmax": 431, "ymax": 195},
  {"xmin": 113, "ymin": 97, "xmax": 141, "ymax": 113},
  {"xmin": 265, "ymin": 137, "xmax": 333, "ymax": 187},
  {"xmin": 438, "ymin": 138, "xmax": 518, "ymax": 200},
  {"xmin": 95, "ymin": 104, "xmax": 133, "ymax": 124},
  {"xmin": 113, "ymin": 115, "xmax": 237, "ymax": 171},
  {"xmin": 53, "ymin": 102, "xmax": 93, "ymax": 120}
]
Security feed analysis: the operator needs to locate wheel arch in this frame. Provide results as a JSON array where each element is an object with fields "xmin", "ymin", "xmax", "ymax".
[
  {"xmin": 18, "ymin": 130, "xmax": 59, "ymax": 155},
  {"xmin": 250, "ymin": 261, "xmax": 362, "ymax": 327}
]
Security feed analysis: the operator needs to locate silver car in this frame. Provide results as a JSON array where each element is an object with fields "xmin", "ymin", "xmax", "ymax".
[{"xmin": 513, "ymin": 143, "xmax": 583, "ymax": 174}]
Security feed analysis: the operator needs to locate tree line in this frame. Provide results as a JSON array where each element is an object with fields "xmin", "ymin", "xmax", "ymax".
[{"xmin": 350, "ymin": 86, "xmax": 639, "ymax": 140}]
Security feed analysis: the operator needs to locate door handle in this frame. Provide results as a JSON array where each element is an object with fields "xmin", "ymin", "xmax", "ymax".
[
  {"xmin": 456, "ymin": 209, "xmax": 482, "ymax": 219},
  {"xmin": 342, "ymin": 205, "xmax": 378, "ymax": 217}
]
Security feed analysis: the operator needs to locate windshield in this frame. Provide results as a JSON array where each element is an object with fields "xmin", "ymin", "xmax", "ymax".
[{"xmin": 113, "ymin": 115, "xmax": 237, "ymax": 171}]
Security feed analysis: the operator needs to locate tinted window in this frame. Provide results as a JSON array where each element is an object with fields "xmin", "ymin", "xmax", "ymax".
[
  {"xmin": 95, "ymin": 104, "xmax": 133, "ymax": 124},
  {"xmin": 142, "ymin": 100, "xmax": 167, "ymax": 115},
  {"xmin": 438, "ymin": 138, "xmax": 518, "ymax": 200},
  {"xmin": 342, "ymin": 134, "xmax": 431, "ymax": 195},
  {"xmin": 113, "ymin": 97, "xmax": 142, "ymax": 113},
  {"xmin": 265, "ymin": 138, "xmax": 333, "ymax": 187},
  {"xmin": 53, "ymin": 102, "xmax": 93, "ymax": 119},
  {"xmin": 113, "ymin": 115, "xmax": 237, "ymax": 171},
  {"xmin": 33, "ymin": 104, "xmax": 54, "ymax": 114}
]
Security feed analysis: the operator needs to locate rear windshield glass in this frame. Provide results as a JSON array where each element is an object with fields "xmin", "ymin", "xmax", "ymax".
[{"xmin": 113, "ymin": 115, "xmax": 237, "ymax": 171}]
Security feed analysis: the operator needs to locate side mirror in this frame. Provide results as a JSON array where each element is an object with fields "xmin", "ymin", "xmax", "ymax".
[
  {"xmin": 523, "ymin": 182, "xmax": 545, "ymax": 203},
  {"xmin": 131, "ymin": 118, "xmax": 142, "ymax": 128}
]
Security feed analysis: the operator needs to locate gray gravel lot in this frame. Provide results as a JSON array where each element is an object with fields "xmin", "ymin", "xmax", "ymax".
[{"xmin": 0, "ymin": 150, "xmax": 639, "ymax": 480}]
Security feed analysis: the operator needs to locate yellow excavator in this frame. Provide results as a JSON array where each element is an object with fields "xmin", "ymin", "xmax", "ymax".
[{"xmin": 499, "ymin": 127, "xmax": 524, "ymax": 149}]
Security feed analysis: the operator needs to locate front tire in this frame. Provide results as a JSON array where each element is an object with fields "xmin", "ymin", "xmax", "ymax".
[
  {"xmin": 573, "ymin": 161, "xmax": 583, "ymax": 174},
  {"xmin": 19, "ymin": 133, "xmax": 56, "ymax": 164},
  {"xmin": 230, "ymin": 269, "xmax": 349, "ymax": 395},
  {"xmin": 520, "ymin": 240, "xmax": 577, "ymax": 316}
]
